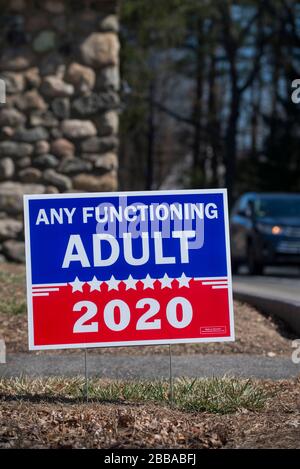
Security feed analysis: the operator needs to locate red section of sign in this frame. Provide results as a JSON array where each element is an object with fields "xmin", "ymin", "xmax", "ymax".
[{"xmin": 31, "ymin": 278, "xmax": 231, "ymax": 348}]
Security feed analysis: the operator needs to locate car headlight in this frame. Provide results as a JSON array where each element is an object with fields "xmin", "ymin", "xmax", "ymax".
[{"xmin": 257, "ymin": 223, "xmax": 283, "ymax": 235}]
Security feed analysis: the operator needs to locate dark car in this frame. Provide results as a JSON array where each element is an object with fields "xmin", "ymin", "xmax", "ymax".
[{"xmin": 230, "ymin": 192, "xmax": 300, "ymax": 275}]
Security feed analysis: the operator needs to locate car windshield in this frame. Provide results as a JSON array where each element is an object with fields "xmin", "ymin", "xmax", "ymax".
[{"xmin": 255, "ymin": 197, "xmax": 300, "ymax": 218}]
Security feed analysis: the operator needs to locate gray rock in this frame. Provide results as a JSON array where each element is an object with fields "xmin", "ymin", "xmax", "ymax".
[
  {"xmin": 26, "ymin": 15, "xmax": 49, "ymax": 33},
  {"xmin": 0, "ymin": 108, "xmax": 25, "ymax": 127},
  {"xmin": 81, "ymin": 135, "xmax": 118, "ymax": 153},
  {"xmin": 72, "ymin": 94, "xmax": 98, "ymax": 116},
  {"xmin": 3, "ymin": 240, "xmax": 25, "ymax": 263},
  {"xmin": 0, "ymin": 182, "xmax": 46, "ymax": 214},
  {"xmin": 74, "ymin": 10, "xmax": 97, "ymax": 33},
  {"xmin": 59, "ymin": 157, "xmax": 92, "ymax": 175},
  {"xmin": 14, "ymin": 127, "xmax": 49, "ymax": 143},
  {"xmin": 95, "ymin": 111, "xmax": 118, "ymax": 137},
  {"xmin": 17, "ymin": 90, "xmax": 47, "ymax": 111},
  {"xmin": 80, "ymin": 33, "xmax": 119, "ymax": 68},
  {"xmin": 82, "ymin": 153, "xmax": 101, "ymax": 163},
  {"xmin": 41, "ymin": 76, "xmax": 74, "ymax": 98},
  {"xmin": 51, "ymin": 14, "xmax": 66, "ymax": 33},
  {"xmin": 43, "ymin": 0, "xmax": 65, "ymax": 14},
  {"xmin": 93, "ymin": 152, "xmax": 118, "ymax": 173},
  {"xmin": 40, "ymin": 52, "xmax": 65, "ymax": 77},
  {"xmin": 73, "ymin": 173, "xmax": 117, "ymax": 192},
  {"xmin": 33, "ymin": 154, "xmax": 59, "ymax": 169},
  {"xmin": 51, "ymin": 97, "xmax": 70, "ymax": 119},
  {"xmin": 98, "ymin": 15, "xmax": 119, "ymax": 33},
  {"xmin": 50, "ymin": 127, "xmax": 63, "ymax": 139},
  {"xmin": 83, "ymin": 152, "xmax": 118, "ymax": 175},
  {"xmin": 0, "ymin": 158, "xmax": 15, "ymax": 180},
  {"xmin": 62, "ymin": 120, "xmax": 97, "ymax": 139},
  {"xmin": 30, "ymin": 111, "xmax": 58, "ymax": 128},
  {"xmin": 35, "ymin": 140, "xmax": 50, "ymax": 155},
  {"xmin": 96, "ymin": 66, "xmax": 119, "ymax": 91},
  {"xmin": 25, "ymin": 67, "xmax": 41, "ymax": 88},
  {"xmin": 45, "ymin": 185, "xmax": 59, "ymax": 194},
  {"xmin": 0, "ymin": 141, "xmax": 33, "ymax": 158},
  {"xmin": 43, "ymin": 169, "xmax": 72, "ymax": 191},
  {"xmin": 0, "ymin": 218, "xmax": 23, "ymax": 241},
  {"xmin": 1, "ymin": 127, "xmax": 14, "ymax": 138},
  {"xmin": 15, "ymin": 157, "xmax": 31, "ymax": 169},
  {"xmin": 50, "ymin": 138, "xmax": 74, "ymax": 158},
  {"xmin": 72, "ymin": 91, "xmax": 119, "ymax": 116},
  {"xmin": 0, "ymin": 47, "xmax": 33, "ymax": 71},
  {"xmin": 65, "ymin": 62, "xmax": 95, "ymax": 93},
  {"xmin": 0, "ymin": 72, "xmax": 25, "ymax": 93},
  {"xmin": 33, "ymin": 30, "xmax": 56, "ymax": 53},
  {"xmin": 19, "ymin": 167, "xmax": 42, "ymax": 183},
  {"xmin": 9, "ymin": 0, "xmax": 26, "ymax": 12}
]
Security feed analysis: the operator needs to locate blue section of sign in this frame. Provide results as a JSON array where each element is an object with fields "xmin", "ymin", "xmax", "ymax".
[{"xmin": 27, "ymin": 192, "xmax": 228, "ymax": 284}]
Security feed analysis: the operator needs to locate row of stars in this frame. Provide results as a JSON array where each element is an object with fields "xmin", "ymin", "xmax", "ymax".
[{"xmin": 69, "ymin": 273, "xmax": 191, "ymax": 292}]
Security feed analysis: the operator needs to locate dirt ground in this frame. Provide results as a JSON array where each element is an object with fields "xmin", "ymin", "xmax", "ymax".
[
  {"xmin": 0, "ymin": 263, "xmax": 295, "ymax": 356},
  {"xmin": 1, "ymin": 378, "xmax": 300, "ymax": 449}
]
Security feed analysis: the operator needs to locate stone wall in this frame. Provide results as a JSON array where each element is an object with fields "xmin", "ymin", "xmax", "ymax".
[{"xmin": 0, "ymin": 0, "xmax": 120, "ymax": 262}]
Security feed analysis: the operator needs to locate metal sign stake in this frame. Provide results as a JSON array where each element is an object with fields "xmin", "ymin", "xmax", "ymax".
[
  {"xmin": 84, "ymin": 349, "xmax": 88, "ymax": 402},
  {"xmin": 169, "ymin": 344, "xmax": 174, "ymax": 406}
]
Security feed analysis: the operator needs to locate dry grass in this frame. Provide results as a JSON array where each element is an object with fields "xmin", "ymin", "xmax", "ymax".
[
  {"xmin": 0, "ymin": 377, "xmax": 300, "ymax": 449},
  {"xmin": 0, "ymin": 376, "xmax": 269, "ymax": 414},
  {"xmin": 0, "ymin": 268, "xmax": 26, "ymax": 316}
]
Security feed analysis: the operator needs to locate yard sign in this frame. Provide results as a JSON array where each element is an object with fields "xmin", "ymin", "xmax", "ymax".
[{"xmin": 24, "ymin": 189, "xmax": 235, "ymax": 350}]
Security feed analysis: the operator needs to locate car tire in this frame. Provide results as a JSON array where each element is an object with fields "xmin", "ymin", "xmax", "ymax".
[{"xmin": 247, "ymin": 244, "xmax": 264, "ymax": 275}]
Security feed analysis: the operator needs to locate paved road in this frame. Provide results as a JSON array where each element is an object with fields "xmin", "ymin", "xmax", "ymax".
[
  {"xmin": 1, "ymin": 353, "xmax": 299, "ymax": 380},
  {"xmin": 233, "ymin": 267, "xmax": 300, "ymax": 306},
  {"xmin": 233, "ymin": 267, "xmax": 300, "ymax": 333}
]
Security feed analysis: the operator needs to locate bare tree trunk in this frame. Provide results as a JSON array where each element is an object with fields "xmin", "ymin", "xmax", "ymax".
[
  {"xmin": 250, "ymin": 74, "xmax": 262, "ymax": 159},
  {"xmin": 225, "ymin": 83, "xmax": 240, "ymax": 207},
  {"xmin": 218, "ymin": 1, "xmax": 265, "ymax": 206},
  {"xmin": 192, "ymin": 20, "xmax": 205, "ymax": 186},
  {"xmin": 146, "ymin": 81, "xmax": 155, "ymax": 190},
  {"xmin": 207, "ymin": 45, "xmax": 221, "ymax": 187}
]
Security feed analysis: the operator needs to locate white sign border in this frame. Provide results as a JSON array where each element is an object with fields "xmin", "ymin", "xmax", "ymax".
[{"xmin": 24, "ymin": 188, "xmax": 235, "ymax": 350}]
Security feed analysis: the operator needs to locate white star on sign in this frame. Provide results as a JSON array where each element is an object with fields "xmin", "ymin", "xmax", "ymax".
[
  {"xmin": 70, "ymin": 277, "xmax": 84, "ymax": 292},
  {"xmin": 177, "ymin": 273, "xmax": 191, "ymax": 288},
  {"xmin": 106, "ymin": 275, "xmax": 119, "ymax": 291},
  {"xmin": 160, "ymin": 273, "xmax": 173, "ymax": 289},
  {"xmin": 88, "ymin": 276, "xmax": 102, "ymax": 292},
  {"xmin": 143, "ymin": 274, "xmax": 155, "ymax": 290},
  {"xmin": 124, "ymin": 275, "xmax": 138, "ymax": 290}
]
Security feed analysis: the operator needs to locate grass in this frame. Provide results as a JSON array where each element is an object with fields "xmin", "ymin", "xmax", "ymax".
[
  {"xmin": 0, "ymin": 298, "xmax": 26, "ymax": 315},
  {"xmin": 0, "ymin": 376, "xmax": 270, "ymax": 414},
  {"xmin": 0, "ymin": 270, "xmax": 25, "ymax": 286},
  {"xmin": 0, "ymin": 270, "xmax": 26, "ymax": 315}
]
